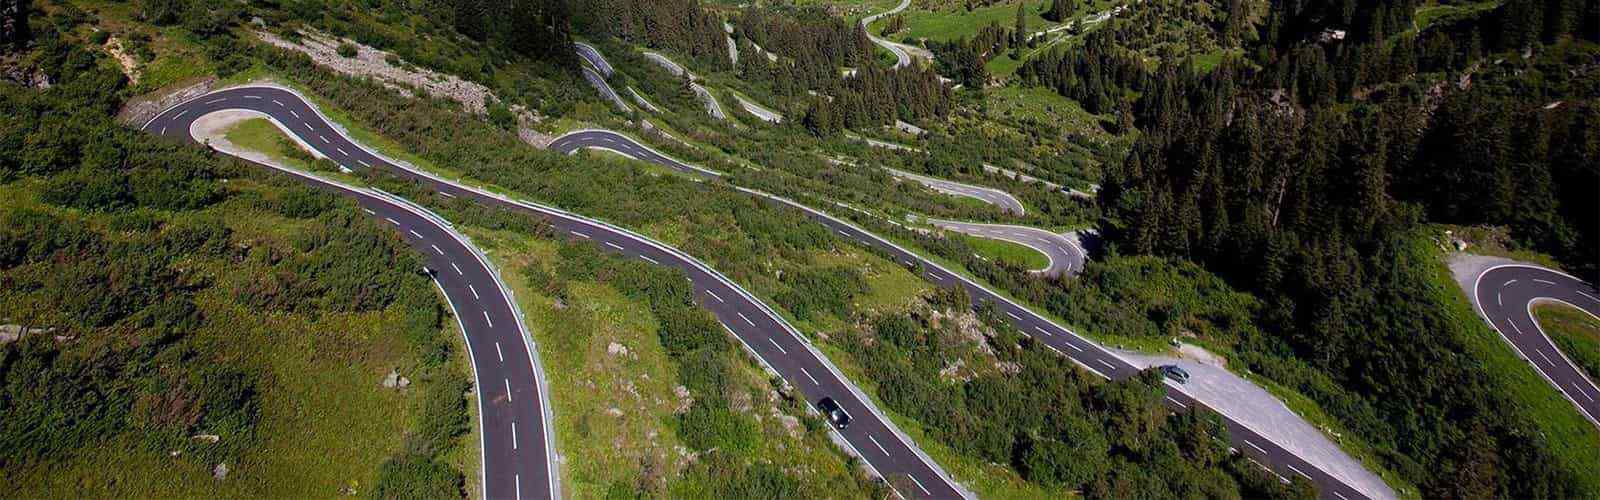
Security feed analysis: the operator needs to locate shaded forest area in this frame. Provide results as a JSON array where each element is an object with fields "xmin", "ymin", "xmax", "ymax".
[{"xmin": 1018, "ymin": 0, "xmax": 1598, "ymax": 496}]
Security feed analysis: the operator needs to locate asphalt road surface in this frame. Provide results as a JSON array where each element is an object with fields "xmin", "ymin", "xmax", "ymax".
[
  {"xmin": 143, "ymin": 91, "xmax": 558, "ymax": 500},
  {"xmin": 149, "ymin": 86, "xmax": 968, "ymax": 499},
  {"xmin": 574, "ymin": 42, "xmax": 614, "ymax": 77},
  {"xmin": 552, "ymin": 128, "xmax": 1388, "ymax": 500},
  {"xmin": 581, "ymin": 66, "xmax": 630, "ymax": 112},
  {"xmin": 886, "ymin": 168, "xmax": 1026, "ymax": 216},
  {"xmin": 862, "ymin": 0, "xmax": 914, "ymax": 68},
  {"xmin": 926, "ymin": 219, "xmax": 1083, "ymax": 277},
  {"xmin": 1472, "ymin": 264, "xmax": 1600, "ymax": 427}
]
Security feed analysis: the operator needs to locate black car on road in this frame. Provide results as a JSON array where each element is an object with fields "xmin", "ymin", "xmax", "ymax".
[{"xmin": 816, "ymin": 397, "xmax": 852, "ymax": 429}]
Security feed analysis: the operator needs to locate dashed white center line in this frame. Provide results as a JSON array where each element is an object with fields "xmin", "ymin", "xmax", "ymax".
[
  {"xmin": 1333, "ymin": 491, "xmax": 1350, "ymax": 500},
  {"xmin": 362, "ymin": 208, "xmax": 375, "ymax": 215},
  {"xmin": 319, "ymin": 135, "xmax": 329, "ymax": 144},
  {"xmin": 431, "ymin": 244, "xmax": 444, "ymax": 255},
  {"xmin": 1537, "ymin": 349, "xmax": 1554, "ymax": 366},
  {"xmin": 1286, "ymin": 464, "xmax": 1311, "ymax": 480},
  {"xmin": 172, "ymin": 110, "xmax": 188, "ymax": 120},
  {"xmin": 1005, "ymin": 311, "xmax": 1021, "ymax": 320},
  {"xmin": 469, "ymin": 284, "xmax": 480, "ymax": 300},
  {"xmin": 1573, "ymin": 383, "xmax": 1594, "ymax": 402},
  {"xmin": 504, "ymin": 378, "xmax": 513, "ymax": 402},
  {"xmin": 768, "ymin": 338, "xmax": 788, "ymax": 354},
  {"xmin": 204, "ymin": 98, "xmax": 226, "ymax": 104},
  {"xmin": 272, "ymin": 99, "xmax": 285, "ymax": 107},
  {"xmin": 452, "ymin": 263, "xmax": 464, "ymax": 275},
  {"xmin": 906, "ymin": 475, "xmax": 931, "ymax": 495},
  {"xmin": 439, "ymin": 191, "xmax": 455, "ymax": 198},
  {"xmin": 604, "ymin": 241, "xmax": 624, "ymax": 251},
  {"xmin": 1033, "ymin": 326, "xmax": 1052, "ymax": 336},
  {"xmin": 1245, "ymin": 440, "xmax": 1267, "ymax": 454},
  {"xmin": 515, "ymin": 474, "xmax": 522, "ymax": 500},
  {"xmin": 1534, "ymin": 279, "xmax": 1556, "ymax": 285},
  {"xmin": 290, "ymin": 109, "xmax": 301, "ymax": 119},
  {"xmin": 1066, "ymin": 342, "xmax": 1084, "ymax": 352},
  {"xmin": 799, "ymin": 367, "xmax": 820, "ymax": 385},
  {"xmin": 385, "ymin": 217, "xmax": 399, "ymax": 225},
  {"xmin": 358, "ymin": 159, "xmax": 372, "ymax": 168},
  {"xmin": 1504, "ymin": 279, "xmax": 1518, "ymax": 287},
  {"xmin": 337, "ymin": 147, "xmax": 348, "ymax": 156},
  {"xmin": 244, "ymin": 95, "xmax": 261, "ymax": 100},
  {"xmin": 707, "ymin": 290, "xmax": 724, "ymax": 303},
  {"xmin": 1497, "ymin": 292, "xmax": 1502, "ymax": 306},
  {"xmin": 304, "ymin": 123, "xmax": 314, "ymax": 132},
  {"xmin": 409, "ymin": 230, "xmax": 423, "ymax": 238},
  {"xmin": 868, "ymin": 435, "xmax": 890, "ymax": 456},
  {"xmin": 738, "ymin": 312, "xmax": 755, "ymax": 327},
  {"xmin": 569, "ymin": 230, "xmax": 590, "ymax": 239},
  {"xmin": 1508, "ymin": 319, "xmax": 1524, "ymax": 335},
  {"xmin": 511, "ymin": 421, "xmax": 518, "ymax": 449},
  {"xmin": 1166, "ymin": 396, "xmax": 1187, "ymax": 409},
  {"xmin": 483, "ymin": 311, "xmax": 494, "ymax": 328},
  {"xmin": 159, "ymin": 126, "xmax": 167, "ymax": 135},
  {"xmin": 640, "ymin": 255, "xmax": 659, "ymax": 265},
  {"xmin": 1096, "ymin": 359, "xmax": 1116, "ymax": 370},
  {"xmin": 495, "ymin": 341, "xmax": 503, "ymax": 362}
]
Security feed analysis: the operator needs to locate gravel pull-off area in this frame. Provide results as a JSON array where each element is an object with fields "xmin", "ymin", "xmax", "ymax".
[{"xmin": 1119, "ymin": 347, "xmax": 1398, "ymax": 500}]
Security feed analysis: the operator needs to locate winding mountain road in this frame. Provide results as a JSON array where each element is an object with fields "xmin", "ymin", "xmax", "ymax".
[
  {"xmin": 143, "ymin": 92, "xmax": 559, "ymax": 500},
  {"xmin": 1471, "ymin": 263, "xmax": 1600, "ymax": 427},
  {"xmin": 926, "ymin": 219, "xmax": 1082, "ymax": 277},
  {"xmin": 862, "ymin": 0, "xmax": 916, "ymax": 68},
  {"xmin": 148, "ymin": 86, "xmax": 968, "ymax": 500},
  {"xmin": 886, "ymin": 167, "xmax": 1025, "ymax": 216},
  {"xmin": 552, "ymin": 128, "xmax": 1394, "ymax": 500}
]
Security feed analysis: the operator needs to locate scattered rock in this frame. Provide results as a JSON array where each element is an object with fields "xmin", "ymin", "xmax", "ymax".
[
  {"xmin": 776, "ymin": 414, "xmax": 802, "ymax": 438},
  {"xmin": 673, "ymin": 385, "xmax": 694, "ymax": 414},
  {"xmin": 192, "ymin": 434, "xmax": 221, "ymax": 444},
  {"xmin": 381, "ymin": 369, "xmax": 411, "ymax": 389},
  {"xmin": 605, "ymin": 407, "xmax": 624, "ymax": 417},
  {"xmin": 607, "ymin": 342, "xmax": 630, "ymax": 357},
  {"xmin": 213, "ymin": 463, "xmax": 229, "ymax": 480},
  {"xmin": 0, "ymin": 324, "xmax": 49, "ymax": 344}
]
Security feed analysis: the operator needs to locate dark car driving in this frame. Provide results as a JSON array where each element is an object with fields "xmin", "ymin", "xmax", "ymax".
[{"xmin": 816, "ymin": 397, "xmax": 852, "ymax": 429}]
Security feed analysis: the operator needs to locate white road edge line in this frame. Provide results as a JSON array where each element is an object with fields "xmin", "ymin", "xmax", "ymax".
[
  {"xmin": 1246, "ymin": 440, "xmax": 1267, "ymax": 454},
  {"xmin": 1166, "ymin": 396, "xmax": 1187, "ymax": 409}
]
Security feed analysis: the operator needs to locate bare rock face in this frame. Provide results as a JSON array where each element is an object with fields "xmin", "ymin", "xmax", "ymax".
[{"xmin": 212, "ymin": 462, "xmax": 229, "ymax": 480}]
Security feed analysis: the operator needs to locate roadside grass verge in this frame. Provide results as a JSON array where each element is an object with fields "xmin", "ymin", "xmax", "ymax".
[
  {"xmin": 1533, "ymin": 304, "xmax": 1600, "ymax": 382},
  {"xmin": 954, "ymin": 233, "xmax": 1051, "ymax": 271}
]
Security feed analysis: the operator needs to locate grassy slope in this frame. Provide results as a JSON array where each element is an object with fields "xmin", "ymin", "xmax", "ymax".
[
  {"xmin": 460, "ymin": 227, "xmax": 878, "ymax": 498},
  {"xmin": 0, "ymin": 177, "xmax": 467, "ymax": 497},
  {"xmin": 1533, "ymin": 304, "xmax": 1600, "ymax": 383}
]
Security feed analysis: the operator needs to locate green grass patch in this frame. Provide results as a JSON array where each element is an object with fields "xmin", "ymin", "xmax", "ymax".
[
  {"xmin": 885, "ymin": 1, "xmax": 1059, "ymax": 44},
  {"xmin": 1534, "ymin": 304, "xmax": 1600, "ymax": 383},
  {"xmin": 955, "ymin": 233, "xmax": 1051, "ymax": 270}
]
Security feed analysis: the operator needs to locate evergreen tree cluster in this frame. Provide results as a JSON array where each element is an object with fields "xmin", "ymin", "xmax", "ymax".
[
  {"xmin": 735, "ymin": 6, "xmax": 873, "ymax": 72},
  {"xmin": 801, "ymin": 64, "xmax": 954, "ymax": 135},
  {"xmin": 442, "ymin": 0, "xmax": 575, "ymax": 66},
  {"xmin": 576, "ymin": 0, "xmax": 730, "ymax": 71},
  {"xmin": 1017, "ymin": 30, "xmax": 1149, "ymax": 113}
]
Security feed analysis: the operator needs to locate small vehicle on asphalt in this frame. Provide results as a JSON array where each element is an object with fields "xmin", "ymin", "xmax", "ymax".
[
  {"xmin": 1160, "ymin": 365, "xmax": 1191, "ymax": 384},
  {"xmin": 816, "ymin": 397, "xmax": 852, "ymax": 429}
]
